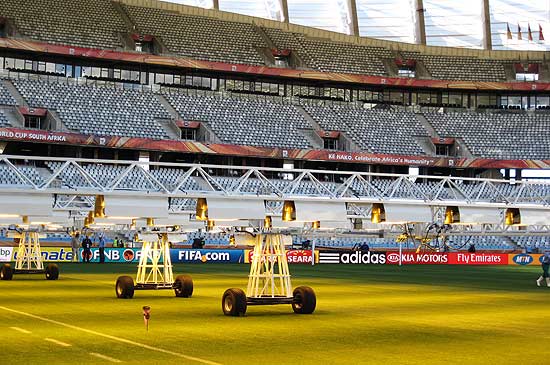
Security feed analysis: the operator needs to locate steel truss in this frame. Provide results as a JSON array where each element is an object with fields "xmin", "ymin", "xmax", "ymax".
[{"xmin": 1, "ymin": 155, "xmax": 549, "ymax": 235}]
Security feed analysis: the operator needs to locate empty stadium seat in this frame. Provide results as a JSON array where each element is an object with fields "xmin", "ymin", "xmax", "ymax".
[
  {"xmin": 0, "ymin": 0, "xmax": 126, "ymax": 49},
  {"xmin": 13, "ymin": 78, "xmax": 171, "ymax": 139}
]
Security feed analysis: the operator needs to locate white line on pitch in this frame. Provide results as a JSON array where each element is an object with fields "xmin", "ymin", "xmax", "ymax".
[
  {"xmin": 10, "ymin": 326, "xmax": 31, "ymax": 334},
  {"xmin": 44, "ymin": 338, "xmax": 72, "ymax": 347},
  {"xmin": 0, "ymin": 306, "xmax": 222, "ymax": 365},
  {"xmin": 89, "ymin": 352, "xmax": 122, "ymax": 363}
]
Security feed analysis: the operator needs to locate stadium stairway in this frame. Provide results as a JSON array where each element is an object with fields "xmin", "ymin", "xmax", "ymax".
[
  {"xmin": 503, "ymin": 236, "xmax": 520, "ymax": 251},
  {"xmin": 414, "ymin": 113, "xmax": 439, "ymax": 138},
  {"xmin": 294, "ymin": 105, "xmax": 324, "ymax": 149},
  {"xmin": 1, "ymin": 79, "xmax": 27, "ymax": 107},
  {"xmin": 251, "ymin": 25, "xmax": 278, "ymax": 67},
  {"xmin": 155, "ymin": 94, "xmax": 184, "ymax": 139},
  {"xmin": 0, "ymin": 106, "xmax": 24, "ymax": 127},
  {"xmin": 47, "ymin": 110, "xmax": 70, "ymax": 132}
]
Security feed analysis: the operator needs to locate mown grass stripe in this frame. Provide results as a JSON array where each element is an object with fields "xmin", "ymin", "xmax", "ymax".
[{"xmin": 0, "ymin": 305, "xmax": 222, "ymax": 365}]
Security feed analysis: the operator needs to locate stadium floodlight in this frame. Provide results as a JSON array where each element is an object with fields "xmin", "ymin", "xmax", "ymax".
[
  {"xmin": 0, "ymin": 192, "xmax": 53, "ymax": 216},
  {"xmin": 103, "ymin": 195, "xmax": 169, "ymax": 219},
  {"xmin": 505, "ymin": 208, "xmax": 521, "ymax": 225},
  {"xmin": 282, "ymin": 200, "xmax": 296, "ymax": 221},
  {"xmin": 196, "ymin": 197, "xmax": 265, "ymax": 222},
  {"xmin": 153, "ymin": 214, "xmax": 204, "ymax": 231},
  {"xmin": 371, "ymin": 203, "xmax": 432, "ymax": 224},
  {"xmin": 269, "ymin": 215, "xmax": 305, "ymax": 228},
  {"xmin": 293, "ymin": 201, "xmax": 347, "ymax": 223},
  {"xmin": 221, "ymin": 232, "xmax": 316, "ymax": 317},
  {"xmin": 507, "ymin": 208, "xmax": 550, "ymax": 226},
  {"xmin": 445, "ymin": 206, "xmax": 500, "ymax": 225}
]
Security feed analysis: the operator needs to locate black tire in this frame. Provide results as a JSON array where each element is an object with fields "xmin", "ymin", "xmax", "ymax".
[
  {"xmin": 174, "ymin": 274, "xmax": 193, "ymax": 298},
  {"xmin": 115, "ymin": 276, "xmax": 134, "ymax": 299},
  {"xmin": 0, "ymin": 264, "xmax": 13, "ymax": 281},
  {"xmin": 45, "ymin": 263, "xmax": 59, "ymax": 280},
  {"xmin": 222, "ymin": 288, "xmax": 247, "ymax": 317},
  {"xmin": 292, "ymin": 286, "xmax": 316, "ymax": 314}
]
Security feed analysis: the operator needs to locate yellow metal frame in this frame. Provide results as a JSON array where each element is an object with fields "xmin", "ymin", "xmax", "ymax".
[
  {"xmin": 15, "ymin": 231, "xmax": 44, "ymax": 271},
  {"xmin": 135, "ymin": 233, "xmax": 174, "ymax": 285},
  {"xmin": 247, "ymin": 234, "xmax": 292, "ymax": 298}
]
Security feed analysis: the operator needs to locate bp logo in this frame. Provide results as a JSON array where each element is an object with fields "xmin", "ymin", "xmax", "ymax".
[{"xmin": 513, "ymin": 254, "xmax": 533, "ymax": 265}]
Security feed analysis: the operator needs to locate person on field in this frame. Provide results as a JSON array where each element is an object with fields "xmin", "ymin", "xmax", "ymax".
[
  {"xmin": 71, "ymin": 232, "xmax": 80, "ymax": 262},
  {"xmin": 97, "ymin": 232, "xmax": 106, "ymax": 263},
  {"xmin": 81, "ymin": 234, "xmax": 93, "ymax": 263},
  {"xmin": 536, "ymin": 251, "xmax": 550, "ymax": 287}
]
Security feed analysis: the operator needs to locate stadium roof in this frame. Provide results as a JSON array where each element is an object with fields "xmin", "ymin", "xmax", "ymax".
[{"xmin": 163, "ymin": 0, "xmax": 550, "ymax": 51}]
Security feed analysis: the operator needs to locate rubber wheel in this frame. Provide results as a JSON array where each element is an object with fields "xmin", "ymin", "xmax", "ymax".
[
  {"xmin": 0, "ymin": 264, "xmax": 13, "ymax": 280},
  {"xmin": 45, "ymin": 263, "xmax": 59, "ymax": 280},
  {"xmin": 174, "ymin": 274, "xmax": 193, "ymax": 298},
  {"xmin": 222, "ymin": 288, "xmax": 247, "ymax": 317},
  {"xmin": 115, "ymin": 276, "xmax": 134, "ymax": 299},
  {"xmin": 292, "ymin": 286, "xmax": 316, "ymax": 314}
]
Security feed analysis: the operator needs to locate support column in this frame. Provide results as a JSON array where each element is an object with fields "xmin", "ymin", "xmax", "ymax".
[
  {"xmin": 280, "ymin": 0, "xmax": 289, "ymax": 23},
  {"xmin": 413, "ymin": 0, "xmax": 427, "ymax": 45},
  {"xmin": 481, "ymin": 0, "xmax": 492, "ymax": 50},
  {"xmin": 347, "ymin": 0, "xmax": 360, "ymax": 36},
  {"xmin": 212, "ymin": 0, "xmax": 219, "ymax": 10}
]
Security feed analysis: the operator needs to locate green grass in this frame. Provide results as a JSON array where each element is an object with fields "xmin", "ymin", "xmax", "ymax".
[{"xmin": 1, "ymin": 263, "xmax": 549, "ymax": 365}]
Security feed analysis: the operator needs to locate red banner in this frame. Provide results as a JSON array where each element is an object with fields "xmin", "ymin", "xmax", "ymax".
[
  {"xmin": 386, "ymin": 252, "xmax": 509, "ymax": 265},
  {"xmin": 1, "ymin": 127, "xmax": 550, "ymax": 169}
]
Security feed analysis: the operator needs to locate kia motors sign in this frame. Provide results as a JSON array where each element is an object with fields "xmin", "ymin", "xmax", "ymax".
[
  {"xmin": 386, "ymin": 252, "xmax": 509, "ymax": 265},
  {"xmin": 385, "ymin": 252, "xmax": 448, "ymax": 265}
]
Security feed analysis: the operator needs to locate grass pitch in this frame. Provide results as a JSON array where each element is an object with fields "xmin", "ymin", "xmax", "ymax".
[{"xmin": 1, "ymin": 263, "xmax": 548, "ymax": 365}]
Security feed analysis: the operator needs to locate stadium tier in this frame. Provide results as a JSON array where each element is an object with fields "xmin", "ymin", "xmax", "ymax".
[
  {"xmin": 401, "ymin": 52, "xmax": 508, "ymax": 82},
  {"xmin": 0, "ymin": 0, "xmax": 534, "ymax": 82},
  {"xmin": 424, "ymin": 112, "xmax": 550, "ymax": 159},
  {"xmin": 12, "ymin": 78, "xmax": 171, "ymax": 139},
  {"xmin": 122, "ymin": 4, "xmax": 266, "ymax": 65},
  {"xmin": 262, "ymin": 27, "xmax": 391, "ymax": 75},
  {"xmin": 162, "ymin": 90, "xmax": 312, "ymax": 149},
  {"xmin": 1, "ymin": 76, "xmax": 550, "ymax": 159},
  {"xmin": 0, "ymin": 0, "xmax": 126, "ymax": 49},
  {"xmin": 303, "ymin": 104, "xmax": 428, "ymax": 155}
]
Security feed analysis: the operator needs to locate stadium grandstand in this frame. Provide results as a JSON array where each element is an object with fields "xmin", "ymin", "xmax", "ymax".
[{"xmin": 0, "ymin": 0, "xmax": 549, "ymax": 252}]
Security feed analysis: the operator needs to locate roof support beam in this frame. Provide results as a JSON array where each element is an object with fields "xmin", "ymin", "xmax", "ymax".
[
  {"xmin": 280, "ymin": 0, "xmax": 289, "ymax": 23},
  {"xmin": 481, "ymin": 0, "xmax": 492, "ymax": 50},
  {"xmin": 347, "ymin": 0, "xmax": 360, "ymax": 36},
  {"xmin": 413, "ymin": 0, "xmax": 427, "ymax": 45}
]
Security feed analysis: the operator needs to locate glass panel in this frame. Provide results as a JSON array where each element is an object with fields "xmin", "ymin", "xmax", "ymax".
[
  {"xmin": 219, "ymin": 0, "xmax": 272, "ymax": 19},
  {"xmin": 356, "ymin": 0, "xmax": 415, "ymax": 43},
  {"xmin": 288, "ymin": 0, "xmax": 350, "ymax": 34},
  {"xmin": 424, "ymin": 0, "xmax": 483, "ymax": 48},
  {"xmin": 162, "ymin": 0, "xmax": 214, "ymax": 8},
  {"xmin": 490, "ymin": 0, "xmax": 550, "ymax": 50}
]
